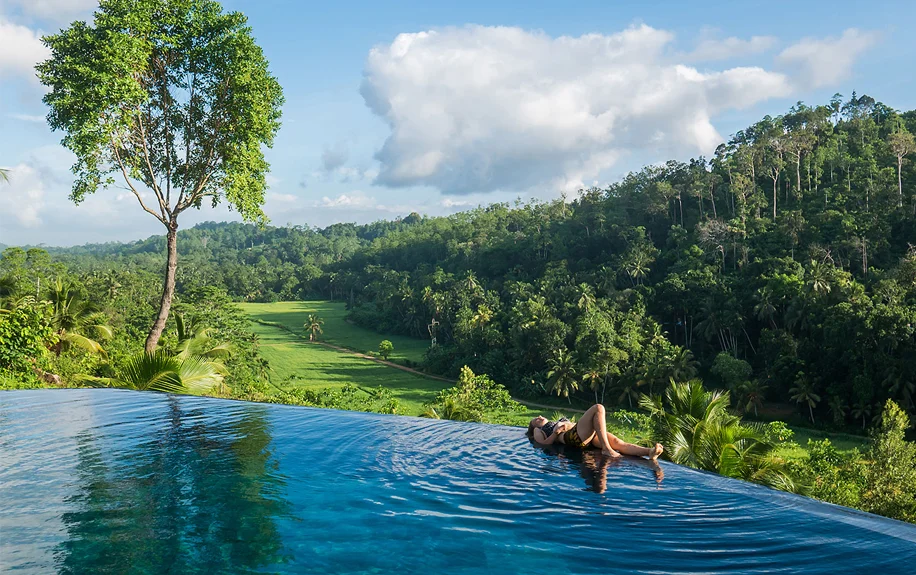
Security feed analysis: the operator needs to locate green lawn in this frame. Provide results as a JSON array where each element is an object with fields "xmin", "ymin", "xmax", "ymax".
[
  {"xmin": 248, "ymin": 318, "xmax": 448, "ymax": 415},
  {"xmin": 240, "ymin": 301, "xmax": 429, "ymax": 363}
]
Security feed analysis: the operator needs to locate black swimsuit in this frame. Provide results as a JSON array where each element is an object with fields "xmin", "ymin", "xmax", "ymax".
[
  {"xmin": 539, "ymin": 417, "xmax": 590, "ymax": 448},
  {"xmin": 539, "ymin": 417, "xmax": 570, "ymax": 438}
]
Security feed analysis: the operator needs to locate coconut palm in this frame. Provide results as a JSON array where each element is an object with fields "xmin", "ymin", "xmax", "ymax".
[
  {"xmin": 547, "ymin": 348, "xmax": 579, "ymax": 403},
  {"xmin": 421, "ymin": 396, "xmax": 479, "ymax": 422},
  {"xmin": 49, "ymin": 278, "xmax": 113, "ymax": 356},
  {"xmin": 640, "ymin": 379, "xmax": 798, "ymax": 492},
  {"xmin": 851, "ymin": 397, "xmax": 873, "ymax": 430},
  {"xmin": 80, "ymin": 350, "xmax": 225, "ymax": 394},
  {"xmin": 736, "ymin": 380, "xmax": 768, "ymax": 417},
  {"xmin": 581, "ymin": 366, "xmax": 602, "ymax": 404},
  {"xmin": 753, "ymin": 286, "xmax": 778, "ymax": 328},
  {"xmin": 666, "ymin": 346, "xmax": 699, "ymax": 383},
  {"xmin": 173, "ymin": 313, "xmax": 231, "ymax": 359},
  {"xmin": 789, "ymin": 373, "xmax": 820, "ymax": 424},
  {"xmin": 304, "ymin": 314, "xmax": 324, "ymax": 341},
  {"xmin": 0, "ymin": 167, "xmax": 9, "ymax": 183}
]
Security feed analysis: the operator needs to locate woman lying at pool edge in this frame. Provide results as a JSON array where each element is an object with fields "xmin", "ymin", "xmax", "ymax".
[{"xmin": 527, "ymin": 403, "xmax": 663, "ymax": 459}]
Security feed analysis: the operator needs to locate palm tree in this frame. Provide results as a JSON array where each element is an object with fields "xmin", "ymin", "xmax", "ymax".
[
  {"xmin": 173, "ymin": 313, "xmax": 231, "ymax": 359},
  {"xmin": 581, "ymin": 366, "xmax": 602, "ymax": 404},
  {"xmin": 666, "ymin": 346, "xmax": 698, "ymax": 383},
  {"xmin": 614, "ymin": 376, "xmax": 642, "ymax": 409},
  {"xmin": 304, "ymin": 314, "xmax": 324, "ymax": 342},
  {"xmin": 421, "ymin": 397, "xmax": 479, "ymax": 422},
  {"xmin": 547, "ymin": 348, "xmax": 579, "ymax": 403},
  {"xmin": 806, "ymin": 261, "xmax": 832, "ymax": 295},
  {"xmin": 576, "ymin": 283, "xmax": 596, "ymax": 312},
  {"xmin": 851, "ymin": 397, "xmax": 872, "ymax": 430},
  {"xmin": 0, "ymin": 167, "xmax": 9, "ymax": 183},
  {"xmin": 737, "ymin": 380, "xmax": 768, "ymax": 417},
  {"xmin": 49, "ymin": 278, "xmax": 113, "ymax": 356},
  {"xmin": 80, "ymin": 350, "xmax": 225, "ymax": 394},
  {"xmin": 753, "ymin": 286, "xmax": 778, "ymax": 328},
  {"xmin": 827, "ymin": 394, "xmax": 848, "ymax": 426},
  {"xmin": 640, "ymin": 379, "xmax": 798, "ymax": 492},
  {"xmin": 789, "ymin": 373, "xmax": 820, "ymax": 424}
]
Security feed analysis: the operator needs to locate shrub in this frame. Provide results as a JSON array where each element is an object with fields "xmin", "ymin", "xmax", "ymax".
[{"xmin": 378, "ymin": 340, "xmax": 394, "ymax": 360}]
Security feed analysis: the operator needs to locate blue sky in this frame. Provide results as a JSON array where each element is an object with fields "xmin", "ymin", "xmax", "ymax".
[{"xmin": 1, "ymin": 0, "xmax": 914, "ymax": 246}]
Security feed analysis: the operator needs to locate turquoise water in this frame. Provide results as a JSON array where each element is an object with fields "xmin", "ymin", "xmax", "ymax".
[{"xmin": 1, "ymin": 389, "xmax": 914, "ymax": 574}]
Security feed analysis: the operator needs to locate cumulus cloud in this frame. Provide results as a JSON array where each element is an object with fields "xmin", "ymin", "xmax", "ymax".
[
  {"xmin": 777, "ymin": 28, "xmax": 880, "ymax": 89},
  {"xmin": 361, "ymin": 24, "xmax": 794, "ymax": 195},
  {"xmin": 0, "ymin": 16, "xmax": 50, "ymax": 79},
  {"xmin": 318, "ymin": 192, "xmax": 377, "ymax": 209},
  {"xmin": 684, "ymin": 35, "xmax": 778, "ymax": 62}
]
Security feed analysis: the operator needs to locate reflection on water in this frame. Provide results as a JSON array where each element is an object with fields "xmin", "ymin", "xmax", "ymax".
[
  {"xmin": 2, "ymin": 390, "xmax": 916, "ymax": 575},
  {"xmin": 55, "ymin": 401, "xmax": 289, "ymax": 573},
  {"xmin": 532, "ymin": 440, "xmax": 664, "ymax": 493}
]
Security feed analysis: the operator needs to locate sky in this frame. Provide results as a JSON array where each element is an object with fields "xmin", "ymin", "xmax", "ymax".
[{"xmin": 1, "ymin": 0, "xmax": 914, "ymax": 247}]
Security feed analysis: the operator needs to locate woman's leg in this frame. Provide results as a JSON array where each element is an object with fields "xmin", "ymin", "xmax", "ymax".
[
  {"xmin": 591, "ymin": 432, "xmax": 664, "ymax": 459},
  {"xmin": 572, "ymin": 404, "xmax": 619, "ymax": 457}
]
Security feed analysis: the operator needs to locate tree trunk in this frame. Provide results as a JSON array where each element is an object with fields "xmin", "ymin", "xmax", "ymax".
[
  {"xmin": 772, "ymin": 179, "xmax": 778, "ymax": 219},
  {"xmin": 145, "ymin": 221, "xmax": 179, "ymax": 353},
  {"xmin": 898, "ymin": 156, "xmax": 904, "ymax": 207},
  {"xmin": 808, "ymin": 403, "xmax": 815, "ymax": 424},
  {"xmin": 710, "ymin": 184, "xmax": 717, "ymax": 218}
]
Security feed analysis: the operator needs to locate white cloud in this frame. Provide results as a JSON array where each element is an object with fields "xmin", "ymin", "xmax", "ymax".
[
  {"xmin": 8, "ymin": 113, "xmax": 46, "ymax": 122},
  {"xmin": 684, "ymin": 35, "xmax": 778, "ymax": 62},
  {"xmin": 0, "ymin": 0, "xmax": 97, "ymax": 23},
  {"xmin": 440, "ymin": 198, "xmax": 474, "ymax": 208},
  {"xmin": 0, "ymin": 163, "xmax": 45, "ymax": 226},
  {"xmin": 319, "ymin": 191, "xmax": 377, "ymax": 209},
  {"xmin": 361, "ymin": 24, "xmax": 794, "ymax": 195},
  {"xmin": 0, "ymin": 16, "xmax": 50, "ymax": 79},
  {"xmin": 777, "ymin": 28, "xmax": 880, "ymax": 89},
  {"xmin": 267, "ymin": 192, "xmax": 297, "ymax": 203}
]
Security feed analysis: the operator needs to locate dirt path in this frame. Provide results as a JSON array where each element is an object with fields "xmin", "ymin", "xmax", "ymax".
[{"xmin": 258, "ymin": 321, "xmax": 587, "ymax": 413}]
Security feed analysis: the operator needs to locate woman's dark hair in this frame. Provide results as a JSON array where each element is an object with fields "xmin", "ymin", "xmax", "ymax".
[{"xmin": 526, "ymin": 419, "xmax": 538, "ymax": 437}]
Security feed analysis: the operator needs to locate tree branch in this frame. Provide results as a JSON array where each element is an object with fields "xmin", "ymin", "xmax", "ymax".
[{"xmin": 111, "ymin": 136, "xmax": 167, "ymax": 225}]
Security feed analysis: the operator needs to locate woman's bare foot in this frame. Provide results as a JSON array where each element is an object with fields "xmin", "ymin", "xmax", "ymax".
[
  {"xmin": 602, "ymin": 448, "xmax": 622, "ymax": 458},
  {"xmin": 649, "ymin": 443, "xmax": 664, "ymax": 460}
]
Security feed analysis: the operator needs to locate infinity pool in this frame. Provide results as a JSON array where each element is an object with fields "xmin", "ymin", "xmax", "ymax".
[{"xmin": 1, "ymin": 389, "xmax": 914, "ymax": 574}]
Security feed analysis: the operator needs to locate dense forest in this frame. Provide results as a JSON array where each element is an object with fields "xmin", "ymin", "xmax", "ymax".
[
  {"xmin": 3, "ymin": 93, "xmax": 916, "ymax": 522},
  {"xmin": 22, "ymin": 92, "xmax": 916, "ymax": 431}
]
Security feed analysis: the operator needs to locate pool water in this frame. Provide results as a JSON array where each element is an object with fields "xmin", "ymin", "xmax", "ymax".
[{"xmin": 1, "ymin": 389, "xmax": 914, "ymax": 574}]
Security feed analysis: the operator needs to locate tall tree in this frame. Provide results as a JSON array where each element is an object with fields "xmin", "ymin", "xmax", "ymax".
[
  {"xmin": 38, "ymin": 0, "xmax": 284, "ymax": 352},
  {"xmin": 887, "ymin": 121, "xmax": 914, "ymax": 207}
]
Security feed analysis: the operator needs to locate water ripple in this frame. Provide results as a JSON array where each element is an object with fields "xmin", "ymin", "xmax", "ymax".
[{"xmin": 1, "ymin": 389, "xmax": 915, "ymax": 575}]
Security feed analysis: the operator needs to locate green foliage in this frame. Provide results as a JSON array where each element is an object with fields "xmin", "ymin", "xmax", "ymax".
[
  {"xmin": 641, "ymin": 379, "xmax": 799, "ymax": 492},
  {"xmin": 791, "ymin": 439, "xmax": 865, "ymax": 509},
  {"xmin": 0, "ymin": 297, "xmax": 56, "ymax": 375},
  {"xmin": 37, "ymin": 0, "xmax": 284, "ymax": 224},
  {"xmin": 860, "ymin": 400, "xmax": 916, "ymax": 522},
  {"xmin": 80, "ymin": 350, "xmax": 226, "ymax": 394},
  {"xmin": 711, "ymin": 352, "xmax": 752, "ymax": 389},
  {"xmin": 378, "ymin": 339, "xmax": 394, "ymax": 360},
  {"xmin": 424, "ymin": 365, "xmax": 524, "ymax": 422}
]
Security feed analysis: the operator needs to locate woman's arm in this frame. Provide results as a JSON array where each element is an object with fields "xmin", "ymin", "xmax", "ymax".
[{"xmin": 533, "ymin": 427, "xmax": 558, "ymax": 445}]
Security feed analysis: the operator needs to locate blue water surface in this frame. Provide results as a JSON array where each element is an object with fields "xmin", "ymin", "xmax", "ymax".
[{"xmin": 1, "ymin": 389, "xmax": 914, "ymax": 574}]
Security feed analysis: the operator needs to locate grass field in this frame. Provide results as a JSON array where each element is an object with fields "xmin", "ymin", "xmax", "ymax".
[
  {"xmin": 247, "ymin": 318, "xmax": 449, "ymax": 415},
  {"xmin": 241, "ymin": 301, "xmax": 870, "ymax": 457},
  {"xmin": 240, "ymin": 301, "xmax": 429, "ymax": 363}
]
